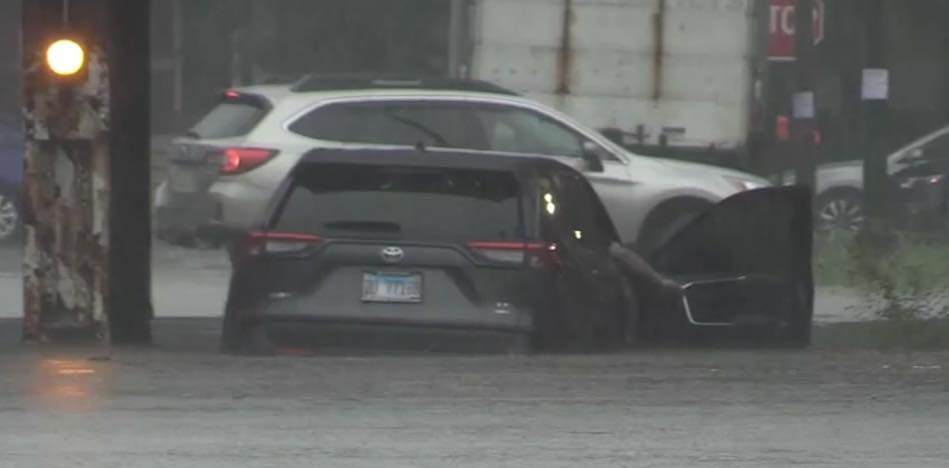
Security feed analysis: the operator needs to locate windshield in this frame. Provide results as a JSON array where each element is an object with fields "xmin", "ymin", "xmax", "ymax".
[
  {"xmin": 8, "ymin": 1, "xmax": 949, "ymax": 467},
  {"xmin": 888, "ymin": 126, "xmax": 949, "ymax": 165}
]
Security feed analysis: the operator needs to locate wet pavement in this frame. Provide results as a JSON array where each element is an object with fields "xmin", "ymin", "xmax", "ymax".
[{"xmin": 0, "ymin": 318, "xmax": 947, "ymax": 468}]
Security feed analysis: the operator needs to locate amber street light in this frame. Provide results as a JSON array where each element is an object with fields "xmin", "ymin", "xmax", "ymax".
[{"xmin": 46, "ymin": 38, "xmax": 86, "ymax": 76}]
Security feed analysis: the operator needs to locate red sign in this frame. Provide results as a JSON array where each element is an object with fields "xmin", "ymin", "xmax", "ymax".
[{"xmin": 768, "ymin": 0, "xmax": 825, "ymax": 61}]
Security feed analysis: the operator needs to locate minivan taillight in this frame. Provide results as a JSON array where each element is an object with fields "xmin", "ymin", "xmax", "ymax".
[
  {"xmin": 219, "ymin": 148, "xmax": 278, "ymax": 175},
  {"xmin": 241, "ymin": 231, "xmax": 322, "ymax": 256},
  {"xmin": 467, "ymin": 241, "xmax": 560, "ymax": 269}
]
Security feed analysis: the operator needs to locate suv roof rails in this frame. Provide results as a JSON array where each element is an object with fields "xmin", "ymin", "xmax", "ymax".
[{"xmin": 289, "ymin": 73, "xmax": 519, "ymax": 96}]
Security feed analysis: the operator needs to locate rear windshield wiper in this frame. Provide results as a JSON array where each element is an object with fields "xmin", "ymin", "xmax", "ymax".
[
  {"xmin": 322, "ymin": 220, "xmax": 402, "ymax": 234},
  {"xmin": 183, "ymin": 129, "xmax": 202, "ymax": 139}
]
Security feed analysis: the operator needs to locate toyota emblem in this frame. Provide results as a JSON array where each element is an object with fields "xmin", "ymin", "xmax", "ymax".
[{"xmin": 380, "ymin": 246, "xmax": 405, "ymax": 264}]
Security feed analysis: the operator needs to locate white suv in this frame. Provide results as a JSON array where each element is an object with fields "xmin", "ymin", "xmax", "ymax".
[{"xmin": 155, "ymin": 75, "xmax": 769, "ymax": 252}]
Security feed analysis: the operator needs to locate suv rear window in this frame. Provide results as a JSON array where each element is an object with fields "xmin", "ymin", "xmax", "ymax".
[
  {"xmin": 189, "ymin": 97, "xmax": 268, "ymax": 139},
  {"xmin": 272, "ymin": 163, "xmax": 523, "ymax": 244}
]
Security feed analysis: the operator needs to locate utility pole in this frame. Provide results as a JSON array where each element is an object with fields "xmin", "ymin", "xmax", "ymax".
[
  {"xmin": 447, "ymin": 0, "xmax": 466, "ymax": 78},
  {"xmin": 859, "ymin": 0, "xmax": 890, "ymax": 243},
  {"xmin": 22, "ymin": 0, "xmax": 152, "ymax": 345},
  {"xmin": 791, "ymin": 0, "xmax": 817, "ymax": 193},
  {"xmin": 108, "ymin": 0, "xmax": 153, "ymax": 344}
]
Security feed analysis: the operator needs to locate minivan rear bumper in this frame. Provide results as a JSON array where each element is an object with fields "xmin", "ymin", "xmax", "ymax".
[{"xmin": 255, "ymin": 317, "xmax": 532, "ymax": 353}]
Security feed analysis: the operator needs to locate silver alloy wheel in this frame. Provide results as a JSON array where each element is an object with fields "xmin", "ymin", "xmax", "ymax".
[
  {"xmin": 0, "ymin": 193, "xmax": 19, "ymax": 241},
  {"xmin": 817, "ymin": 195, "xmax": 864, "ymax": 237}
]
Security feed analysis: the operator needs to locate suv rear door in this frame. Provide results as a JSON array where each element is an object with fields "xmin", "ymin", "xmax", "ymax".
[{"xmin": 536, "ymin": 168, "xmax": 625, "ymax": 340}]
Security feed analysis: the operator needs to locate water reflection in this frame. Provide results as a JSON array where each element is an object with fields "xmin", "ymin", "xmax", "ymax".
[{"xmin": 32, "ymin": 358, "xmax": 104, "ymax": 405}]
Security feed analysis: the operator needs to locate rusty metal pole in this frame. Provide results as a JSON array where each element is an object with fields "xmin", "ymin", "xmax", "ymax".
[
  {"xmin": 22, "ymin": 0, "xmax": 152, "ymax": 345},
  {"xmin": 22, "ymin": 0, "xmax": 111, "ymax": 343}
]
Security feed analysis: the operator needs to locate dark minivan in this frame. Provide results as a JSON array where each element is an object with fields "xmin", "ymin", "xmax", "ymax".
[{"xmin": 218, "ymin": 148, "xmax": 636, "ymax": 354}]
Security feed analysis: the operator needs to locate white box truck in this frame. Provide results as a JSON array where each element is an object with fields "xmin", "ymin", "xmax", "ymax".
[{"xmin": 460, "ymin": 0, "xmax": 763, "ymax": 163}]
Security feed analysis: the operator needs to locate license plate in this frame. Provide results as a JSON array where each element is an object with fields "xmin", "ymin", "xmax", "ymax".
[
  {"xmin": 362, "ymin": 272, "xmax": 422, "ymax": 303},
  {"xmin": 169, "ymin": 165, "xmax": 198, "ymax": 193}
]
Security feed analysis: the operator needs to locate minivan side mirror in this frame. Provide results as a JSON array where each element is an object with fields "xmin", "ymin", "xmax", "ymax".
[{"xmin": 581, "ymin": 141, "xmax": 605, "ymax": 173}]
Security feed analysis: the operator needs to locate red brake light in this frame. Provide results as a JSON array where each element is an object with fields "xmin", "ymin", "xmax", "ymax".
[
  {"xmin": 224, "ymin": 89, "xmax": 241, "ymax": 99},
  {"xmin": 467, "ymin": 241, "xmax": 560, "ymax": 269},
  {"xmin": 220, "ymin": 148, "xmax": 277, "ymax": 175},
  {"xmin": 242, "ymin": 231, "xmax": 322, "ymax": 256}
]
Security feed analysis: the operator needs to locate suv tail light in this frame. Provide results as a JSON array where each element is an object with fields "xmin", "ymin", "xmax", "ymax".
[
  {"xmin": 467, "ymin": 241, "xmax": 560, "ymax": 269},
  {"xmin": 241, "ymin": 231, "xmax": 322, "ymax": 257},
  {"xmin": 219, "ymin": 148, "xmax": 278, "ymax": 175}
]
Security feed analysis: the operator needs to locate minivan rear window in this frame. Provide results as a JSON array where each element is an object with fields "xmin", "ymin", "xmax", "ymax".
[
  {"xmin": 189, "ymin": 97, "xmax": 268, "ymax": 139},
  {"xmin": 272, "ymin": 164, "xmax": 523, "ymax": 244}
]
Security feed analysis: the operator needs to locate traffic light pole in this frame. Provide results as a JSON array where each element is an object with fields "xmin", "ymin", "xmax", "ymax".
[{"xmin": 22, "ymin": 0, "xmax": 152, "ymax": 345}]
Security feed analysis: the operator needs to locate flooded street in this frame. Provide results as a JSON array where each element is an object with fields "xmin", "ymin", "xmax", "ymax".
[{"xmin": 0, "ymin": 331, "xmax": 946, "ymax": 468}]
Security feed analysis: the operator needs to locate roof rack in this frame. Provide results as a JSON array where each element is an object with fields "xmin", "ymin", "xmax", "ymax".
[{"xmin": 289, "ymin": 73, "xmax": 519, "ymax": 96}]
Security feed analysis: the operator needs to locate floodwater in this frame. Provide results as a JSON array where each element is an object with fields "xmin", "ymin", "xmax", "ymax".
[{"xmin": 0, "ymin": 332, "xmax": 946, "ymax": 468}]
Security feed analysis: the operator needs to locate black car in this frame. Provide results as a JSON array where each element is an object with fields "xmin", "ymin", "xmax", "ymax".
[{"xmin": 217, "ymin": 148, "xmax": 638, "ymax": 354}]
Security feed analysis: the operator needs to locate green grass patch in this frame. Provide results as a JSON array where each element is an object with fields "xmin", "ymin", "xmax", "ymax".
[
  {"xmin": 815, "ymin": 235, "xmax": 949, "ymax": 336},
  {"xmin": 815, "ymin": 236, "xmax": 949, "ymax": 294}
]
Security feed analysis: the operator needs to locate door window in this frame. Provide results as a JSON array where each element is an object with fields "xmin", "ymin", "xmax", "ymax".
[
  {"xmin": 547, "ymin": 170, "xmax": 617, "ymax": 250},
  {"xmin": 287, "ymin": 101, "xmax": 486, "ymax": 149},
  {"xmin": 474, "ymin": 106, "xmax": 585, "ymax": 158}
]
